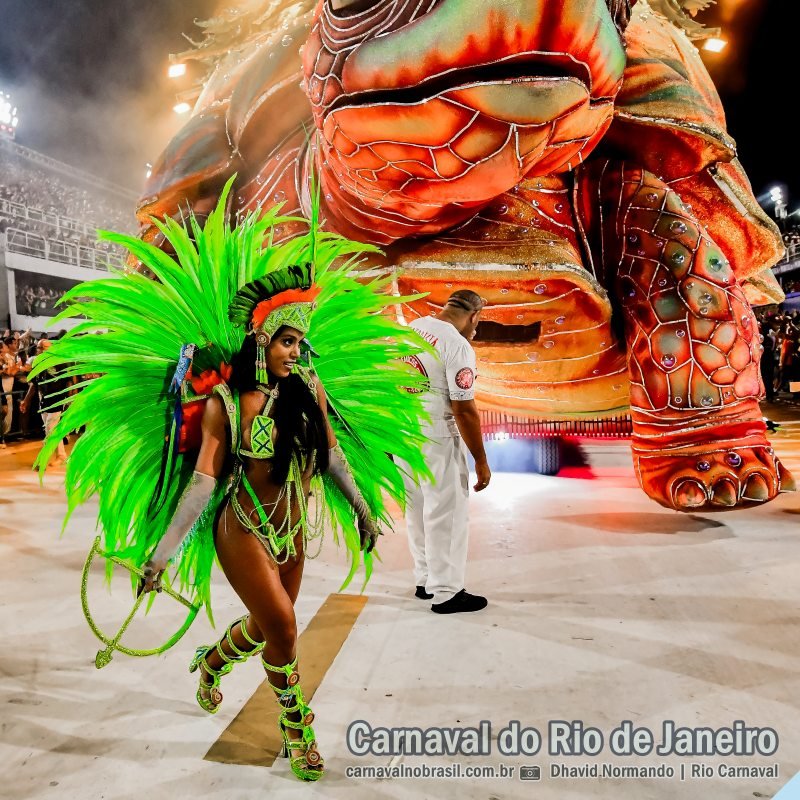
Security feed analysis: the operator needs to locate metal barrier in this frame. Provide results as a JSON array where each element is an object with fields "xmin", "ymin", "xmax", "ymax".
[
  {"xmin": 4, "ymin": 226, "xmax": 126, "ymax": 270},
  {"xmin": 783, "ymin": 241, "xmax": 800, "ymax": 262},
  {"xmin": 4, "ymin": 227, "xmax": 46, "ymax": 258},
  {"xmin": 0, "ymin": 197, "xmax": 96, "ymax": 239}
]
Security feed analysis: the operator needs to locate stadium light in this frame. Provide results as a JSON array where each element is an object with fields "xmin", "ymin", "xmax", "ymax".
[
  {"xmin": 0, "ymin": 90, "xmax": 20, "ymax": 139},
  {"xmin": 173, "ymin": 102, "xmax": 192, "ymax": 114},
  {"xmin": 704, "ymin": 38, "xmax": 728, "ymax": 53},
  {"xmin": 168, "ymin": 63, "xmax": 187, "ymax": 79},
  {"xmin": 769, "ymin": 187, "xmax": 787, "ymax": 220}
]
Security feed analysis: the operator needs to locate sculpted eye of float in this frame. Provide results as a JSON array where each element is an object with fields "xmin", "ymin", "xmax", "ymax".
[{"xmin": 330, "ymin": 0, "xmax": 382, "ymax": 14}]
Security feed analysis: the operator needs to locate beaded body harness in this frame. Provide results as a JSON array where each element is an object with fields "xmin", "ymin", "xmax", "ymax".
[{"xmin": 213, "ymin": 372, "xmax": 324, "ymax": 564}]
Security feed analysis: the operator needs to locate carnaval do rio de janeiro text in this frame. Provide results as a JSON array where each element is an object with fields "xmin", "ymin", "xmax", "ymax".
[{"xmin": 346, "ymin": 720, "xmax": 779, "ymax": 758}]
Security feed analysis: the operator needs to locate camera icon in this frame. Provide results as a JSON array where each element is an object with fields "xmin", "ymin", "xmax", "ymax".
[{"xmin": 520, "ymin": 766, "xmax": 541, "ymax": 781}]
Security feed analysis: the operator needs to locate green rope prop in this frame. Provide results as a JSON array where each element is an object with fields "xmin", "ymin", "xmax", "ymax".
[
  {"xmin": 31, "ymin": 176, "xmax": 434, "ymax": 654},
  {"xmin": 82, "ymin": 537, "xmax": 200, "ymax": 668}
]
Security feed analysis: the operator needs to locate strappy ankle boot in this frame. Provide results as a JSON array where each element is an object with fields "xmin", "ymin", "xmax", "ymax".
[
  {"xmin": 189, "ymin": 615, "xmax": 264, "ymax": 713},
  {"xmin": 262, "ymin": 656, "xmax": 324, "ymax": 781}
]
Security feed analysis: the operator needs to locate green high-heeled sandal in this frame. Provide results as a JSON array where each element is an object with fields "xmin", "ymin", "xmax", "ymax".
[
  {"xmin": 263, "ymin": 657, "xmax": 324, "ymax": 781},
  {"xmin": 189, "ymin": 615, "xmax": 264, "ymax": 714}
]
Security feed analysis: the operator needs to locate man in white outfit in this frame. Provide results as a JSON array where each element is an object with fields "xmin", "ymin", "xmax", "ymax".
[{"xmin": 402, "ymin": 290, "xmax": 492, "ymax": 614}]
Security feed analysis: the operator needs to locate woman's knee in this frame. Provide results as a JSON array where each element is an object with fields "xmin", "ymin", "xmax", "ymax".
[{"xmin": 256, "ymin": 606, "xmax": 297, "ymax": 653}]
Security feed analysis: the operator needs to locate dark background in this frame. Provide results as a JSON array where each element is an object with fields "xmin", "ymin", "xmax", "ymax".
[{"xmin": 0, "ymin": 0, "xmax": 216, "ymax": 191}]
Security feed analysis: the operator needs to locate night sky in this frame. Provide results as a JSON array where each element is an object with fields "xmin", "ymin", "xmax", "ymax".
[
  {"xmin": 0, "ymin": 0, "xmax": 795, "ymax": 212},
  {"xmin": 0, "ymin": 0, "xmax": 216, "ymax": 191},
  {"xmin": 700, "ymin": 0, "xmax": 795, "ymax": 210}
]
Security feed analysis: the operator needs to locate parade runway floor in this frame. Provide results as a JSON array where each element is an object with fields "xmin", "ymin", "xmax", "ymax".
[{"xmin": 2, "ymin": 405, "xmax": 799, "ymax": 800}]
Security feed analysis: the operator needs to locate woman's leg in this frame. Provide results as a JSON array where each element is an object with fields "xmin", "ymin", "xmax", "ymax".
[
  {"xmin": 192, "ymin": 506, "xmax": 293, "ymax": 709},
  {"xmin": 193, "ymin": 517, "xmax": 307, "ymax": 710},
  {"xmin": 214, "ymin": 514, "xmax": 300, "ymax": 665},
  {"xmin": 278, "ymin": 531, "xmax": 306, "ymax": 605},
  {"xmin": 214, "ymin": 518, "xmax": 321, "ymax": 777}
]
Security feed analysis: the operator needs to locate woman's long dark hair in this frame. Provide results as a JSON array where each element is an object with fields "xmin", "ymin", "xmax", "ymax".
[{"xmin": 228, "ymin": 330, "xmax": 329, "ymax": 483}]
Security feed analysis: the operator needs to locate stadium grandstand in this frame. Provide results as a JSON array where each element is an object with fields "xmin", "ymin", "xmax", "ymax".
[
  {"xmin": 774, "ymin": 228, "xmax": 800, "ymax": 299},
  {"xmin": 1, "ymin": 134, "xmax": 137, "ymax": 330}
]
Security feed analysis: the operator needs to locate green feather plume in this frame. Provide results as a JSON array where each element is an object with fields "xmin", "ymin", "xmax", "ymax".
[{"xmin": 30, "ymin": 176, "xmax": 433, "ymax": 619}]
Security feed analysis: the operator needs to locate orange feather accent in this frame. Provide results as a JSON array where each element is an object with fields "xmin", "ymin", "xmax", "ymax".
[{"xmin": 251, "ymin": 286, "xmax": 320, "ymax": 330}]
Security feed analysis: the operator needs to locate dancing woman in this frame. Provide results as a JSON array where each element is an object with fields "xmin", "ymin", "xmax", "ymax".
[{"xmin": 32, "ymin": 182, "xmax": 431, "ymax": 781}]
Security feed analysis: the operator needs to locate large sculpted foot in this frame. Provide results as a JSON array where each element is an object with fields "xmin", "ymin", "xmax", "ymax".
[
  {"xmin": 581, "ymin": 162, "xmax": 796, "ymax": 510},
  {"xmin": 632, "ymin": 403, "xmax": 796, "ymax": 510}
]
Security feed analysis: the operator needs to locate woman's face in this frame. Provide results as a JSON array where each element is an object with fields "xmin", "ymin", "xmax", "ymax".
[{"xmin": 266, "ymin": 326, "xmax": 303, "ymax": 380}]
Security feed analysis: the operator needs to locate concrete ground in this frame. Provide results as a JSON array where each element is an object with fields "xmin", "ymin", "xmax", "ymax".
[{"xmin": 1, "ymin": 404, "xmax": 799, "ymax": 800}]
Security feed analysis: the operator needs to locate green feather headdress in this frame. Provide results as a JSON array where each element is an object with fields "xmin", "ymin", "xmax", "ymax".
[{"xmin": 31, "ymin": 177, "xmax": 433, "ymax": 619}]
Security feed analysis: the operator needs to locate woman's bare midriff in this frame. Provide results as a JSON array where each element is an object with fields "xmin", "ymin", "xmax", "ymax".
[{"xmin": 214, "ymin": 388, "xmax": 315, "ymax": 566}]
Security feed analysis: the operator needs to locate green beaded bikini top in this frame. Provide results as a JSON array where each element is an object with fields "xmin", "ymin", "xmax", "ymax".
[
  {"xmin": 213, "ymin": 368, "xmax": 318, "ymax": 462},
  {"xmin": 242, "ymin": 384, "xmax": 279, "ymax": 460}
]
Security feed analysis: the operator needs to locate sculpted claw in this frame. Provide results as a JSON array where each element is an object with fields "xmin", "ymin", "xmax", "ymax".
[
  {"xmin": 637, "ymin": 440, "xmax": 787, "ymax": 511},
  {"xmin": 710, "ymin": 478, "xmax": 737, "ymax": 507},
  {"xmin": 777, "ymin": 461, "xmax": 797, "ymax": 493},
  {"xmin": 742, "ymin": 473, "xmax": 770, "ymax": 503},
  {"xmin": 673, "ymin": 479, "xmax": 706, "ymax": 509}
]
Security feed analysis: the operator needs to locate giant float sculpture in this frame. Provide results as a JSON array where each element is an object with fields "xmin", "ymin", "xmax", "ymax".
[{"xmin": 138, "ymin": 0, "xmax": 795, "ymax": 511}]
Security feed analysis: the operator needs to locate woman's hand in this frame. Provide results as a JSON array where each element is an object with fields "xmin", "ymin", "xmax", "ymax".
[
  {"xmin": 138, "ymin": 560, "xmax": 165, "ymax": 595},
  {"xmin": 358, "ymin": 518, "xmax": 382, "ymax": 554}
]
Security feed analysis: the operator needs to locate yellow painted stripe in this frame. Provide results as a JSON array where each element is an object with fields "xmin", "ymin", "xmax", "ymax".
[{"xmin": 204, "ymin": 593, "xmax": 368, "ymax": 767}]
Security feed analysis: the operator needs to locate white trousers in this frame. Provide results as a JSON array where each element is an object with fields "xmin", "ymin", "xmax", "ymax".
[
  {"xmin": 402, "ymin": 434, "xmax": 470, "ymax": 604},
  {"xmin": 42, "ymin": 411, "xmax": 67, "ymax": 460}
]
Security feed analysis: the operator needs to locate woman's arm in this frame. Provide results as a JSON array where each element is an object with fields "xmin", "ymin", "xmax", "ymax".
[
  {"xmin": 194, "ymin": 393, "xmax": 229, "ymax": 478},
  {"xmin": 140, "ymin": 394, "xmax": 228, "ymax": 592}
]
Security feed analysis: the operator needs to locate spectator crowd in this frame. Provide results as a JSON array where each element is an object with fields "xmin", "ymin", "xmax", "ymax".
[
  {"xmin": 0, "ymin": 328, "xmax": 72, "ymax": 456},
  {"xmin": 782, "ymin": 229, "xmax": 800, "ymax": 264},
  {"xmin": 0, "ymin": 142, "xmax": 134, "ymax": 274},
  {"xmin": 15, "ymin": 281, "xmax": 63, "ymax": 317},
  {"xmin": 757, "ymin": 309, "xmax": 800, "ymax": 402},
  {"xmin": 1, "ymin": 146, "xmax": 133, "ymax": 233}
]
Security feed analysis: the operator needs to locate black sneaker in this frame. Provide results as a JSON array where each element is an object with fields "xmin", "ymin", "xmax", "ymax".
[
  {"xmin": 415, "ymin": 586, "xmax": 433, "ymax": 600},
  {"xmin": 431, "ymin": 589, "xmax": 487, "ymax": 614}
]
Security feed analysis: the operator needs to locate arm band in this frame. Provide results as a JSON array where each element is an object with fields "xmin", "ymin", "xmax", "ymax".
[
  {"xmin": 326, "ymin": 445, "xmax": 372, "ymax": 524},
  {"xmin": 149, "ymin": 471, "xmax": 216, "ymax": 568}
]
